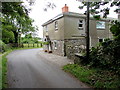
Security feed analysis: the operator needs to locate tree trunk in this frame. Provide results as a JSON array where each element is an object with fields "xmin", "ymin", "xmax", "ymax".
[{"xmin": 13, "ymin": 31, "xmax": 18, "ymax": 47}]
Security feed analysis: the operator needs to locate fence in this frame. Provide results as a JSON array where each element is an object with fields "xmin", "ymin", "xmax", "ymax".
[{"xmin": 22, "ymin": 43, "xmax": 43, "ymax": 48}]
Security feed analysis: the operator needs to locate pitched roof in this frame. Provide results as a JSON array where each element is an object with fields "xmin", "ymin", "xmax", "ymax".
[
  {"xmin": 42, "ymin": 12, "xmax": 117, "ymax": 26},
  {"xmin": 42, "ymin": 13, "xmax": 63, "ymax": 26}
]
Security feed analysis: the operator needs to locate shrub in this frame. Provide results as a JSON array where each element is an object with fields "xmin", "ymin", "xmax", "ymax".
[
  {"xmin": 88, "ymin": 39, "xmax": 120, "ymax": 75},
  {"xmin": 0, "ymin": 40, "xmax": 11, "ymax": 53},
  {"xmin": 43, "ymin": 41, "xmax": 49, "ymax": 45}
]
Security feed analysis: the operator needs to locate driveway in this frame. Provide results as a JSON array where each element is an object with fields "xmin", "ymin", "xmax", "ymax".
[{"xmin": 7, "ymin": 48, "xmax": 89, "ymax": 88}]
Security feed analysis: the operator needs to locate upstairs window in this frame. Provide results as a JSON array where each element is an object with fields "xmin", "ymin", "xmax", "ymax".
[
  {"xmin": 96, "ymin": 21, "xmax": 105, "ymax": 29},
  {"xmin": 45, "ymin": 26, "xmax": 48, "ymax": 32},
  {"xmin": 55, "ymin": 21, "xmax": 58, "ymax": 31},
  {"xmin": 78, "ymin": 20, "xmax": 84, "ymax": 30}
]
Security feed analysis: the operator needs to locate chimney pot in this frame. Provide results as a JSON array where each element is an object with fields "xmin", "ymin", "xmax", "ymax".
[{"xmin": 62, "ymin": 4, "xmax": 69, "ymax": 13}]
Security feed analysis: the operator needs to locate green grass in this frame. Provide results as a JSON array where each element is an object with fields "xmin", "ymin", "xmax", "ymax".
[
  {"xmin": 2, "ymin": 54, "xmax": 8, "ymax": 88},
  {"xmin": 0, "ymin": 50, "xmax": 12, "ymax": 89},
  {"xmin": 63, "ymin": 64, "xmax": 120, "ymax": 88},
  {"xmin": 0, "ymin": 56, "xmax": 2, "ymax": 89}
]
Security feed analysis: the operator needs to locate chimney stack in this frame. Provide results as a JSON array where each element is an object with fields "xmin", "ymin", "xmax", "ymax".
[{"xmin": 62, "ymin": 4, "xmax": 69, "ymax": 13}]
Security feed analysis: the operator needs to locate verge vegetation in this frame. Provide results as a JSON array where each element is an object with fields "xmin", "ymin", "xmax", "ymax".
[
  {"xmin": 63, "ymin": 64, "xmax": 120, "ymax": 88},
  {"xmin": 1, "ymin": 51, "xmax": 12, "ymax": 88},
  {"xmin": 63, "ymin": 21, "xmax": 120, "ymax": 88}
]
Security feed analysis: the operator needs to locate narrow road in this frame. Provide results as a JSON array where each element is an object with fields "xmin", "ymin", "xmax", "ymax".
[{"xmin": 7, "ymin": 48, "xmax": 88, "ymax": 88}]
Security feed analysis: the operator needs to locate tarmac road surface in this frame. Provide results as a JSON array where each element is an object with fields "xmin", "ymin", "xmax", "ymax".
[{"xmin": 7, "ymin": 48, "xmax": 89, "ymax": 88}]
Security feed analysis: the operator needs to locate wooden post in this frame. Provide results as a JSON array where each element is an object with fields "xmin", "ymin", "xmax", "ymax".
[
  {"xmin": 37, "ymin": 43, "xmax": 39, "ymax": 47},
  {"xmin": 40, "ymin": 43, "xmax": 42, "ymax": 47},
  {"xmin": 22, "ymin": 43, "xmax": 24, "ymax": 48}
]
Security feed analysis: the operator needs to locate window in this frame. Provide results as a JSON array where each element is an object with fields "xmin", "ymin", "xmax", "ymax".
[
  {"xmin": 44, "ymin": 38, "xmax": 47, "ymax": 41},
  {"xmin": 99, "ymin": 39, "xmax": 103, "ymax": 42},
  {"xmin": 78, "ymin": 20, "xmax": 84, "ymax": 30},
  {"xmin": 96, "ymin": 21, "xmax": 105, "ymax": 29},
  {"xmin": 99, "ymin": 38, "xmax": 105, "ymax": 43},
  {"xmin": 45, "ymin": 26, "xmax": 48, "ymax": 32},
  {"xmin": 55, "ymin": 21, "xmax": 58, "ymax": 30},
  {"xmin": 54, "ymin": 41, "xmax": 57, "ymax": 49}
]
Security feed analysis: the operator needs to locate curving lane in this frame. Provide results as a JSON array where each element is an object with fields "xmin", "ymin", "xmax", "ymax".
[{"xmin": 7, "ymin": 48, "xmax": 88, "ymax": 88}]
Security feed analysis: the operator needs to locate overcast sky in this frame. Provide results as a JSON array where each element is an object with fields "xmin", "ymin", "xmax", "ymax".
[{"xmin": 28, "ymin": 0, "xmax": 118, "ymax": 38}]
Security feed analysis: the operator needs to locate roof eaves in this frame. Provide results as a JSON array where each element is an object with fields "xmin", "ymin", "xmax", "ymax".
[
  {"xmin": 42, "ymin": 13, "xmax": 63, "ymax": 26},
  {"xmin": 42, "ymin": 12, "xmax": 117, "ymax": 26},
  {"xmin": 63, "ymin": 12, "xmax": 117, "ymax": 21}
]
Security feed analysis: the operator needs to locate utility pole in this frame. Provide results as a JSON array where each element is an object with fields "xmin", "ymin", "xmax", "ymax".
[
  {"xmin": 86, "ymin": 2, "xmax": 90, "ymax": 61},
  {"xmin": 118, "ymin": 4, "xmax": 120, "ymax": 20}
]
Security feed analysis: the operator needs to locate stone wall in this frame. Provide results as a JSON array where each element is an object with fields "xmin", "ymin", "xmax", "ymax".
[
  {"xmin": 43, "ymin": 38, "xmax": 86, "ymax": 61},
  {"xmin": 65, "ymin": 38, "xmax": 86, "ymax": 60},
  {"xmin": 43, "ymin": 40, "xmax": 65, "ymax": 56},
  {"xmin": 52, "ymin": 40, "xmax": 65, "ymax": 56}
]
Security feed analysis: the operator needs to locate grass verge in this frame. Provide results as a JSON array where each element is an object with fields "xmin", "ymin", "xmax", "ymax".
[
  {"xmin": 0, "ymin": 50, "xmax": 12, "ymax": 89},
  {"xmin": 63, "ymin": 64, "xmax": 120, "ymax": 88},
  {"xmin": 0, "ymin": 55, "xmax": 2, "ymax": 89}
]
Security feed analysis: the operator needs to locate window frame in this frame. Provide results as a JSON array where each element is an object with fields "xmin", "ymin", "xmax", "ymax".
[
  {"xmin": 96, "ymin": 21, "xmax": 105, "ymax": 29},
  {"xmin": 45, "ymin": 26, "xmax": 48, "ymax": 32},
  {"xmin": 78, "ymin": 19, "xmax": 84, "ymax": 30},
  {"xmin": 55, "ymin": 21, "xmax": 58, "ymax": 31},
  {"xmin": 98, "ymin": 38, "xmax": 105, "ymax": 43}
]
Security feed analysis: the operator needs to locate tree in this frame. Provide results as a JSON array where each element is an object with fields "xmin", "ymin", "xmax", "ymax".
[
  {"xmin": 77, "ymin": 0, "xmax": 120, "ymax": 19},
  {"xmin": 77, "ymin": 1, "xmax": 120, "ymax": 40},
  {"xmin": 43, "ymin": 1, "xmax": 56, "ymax": 11},
  {"xmin": 110, "ymin": 20, "xmax": 120, "ymax": 39},
  {"xmin": 1, "ymin": 17, "xmax": 14, "ymax": 43},
  {"xmin": 21, "ymin": 33, "xmax": 40, "ymax": 43},
  {"xmin": 1, "ymin": 1, "xmax": 37, "ymax": 46}
]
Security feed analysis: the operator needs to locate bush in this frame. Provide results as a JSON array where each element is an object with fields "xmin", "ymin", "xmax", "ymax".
[
  {"xmin": 85, "ymin": 20, "xmax": 120, "ymax": 75},
  {"xmin": 88, "ymin": 39, "xmax": 120, "ymax": 75},
  {"xmin": 2, "ymin": 29, "xmax": 14, "ymax": 44},
  {"xmin": 43, "ymin": 41, "xmax": 49, "ymax": 45},
  {"xmin": 63, "ymin": 64, "xmax": 120, "ymax": 88},
  {"xmin": 0, "ymin": 40, "xmax": 11, "ymax": 53}
]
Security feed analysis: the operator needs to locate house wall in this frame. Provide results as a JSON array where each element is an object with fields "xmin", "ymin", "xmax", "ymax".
[
  {"xmin": 63, "ymin": 15, "xmax": 112, "ymax": 59},
  {"xmin": 43, "ymin": 18, "xmax": 64, "ymax": 40},
  {"xmin": 64, "ymin": 15, "xmax": 111, "ymax": 47},
  {"xmin": 96, "ymin": 20, "xmax": 110, "ymax": 38},
  {"xmin": 89, "ymin": 19, "xmax": 98, "ymax": 47},
  {"xmin": 64, "ymin": 16, "xmax": 86, "ymax": 39},
  {"xmin": 43, "ymin": 17, "xmax": 65, "ymax": 56},
  {"xmin": 51, "ymin": 40, "xmax": 65, "ymax": 56},
  {"xmin": 65, "ymin": 38, "xmax": 86, "ymax": 59}
]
